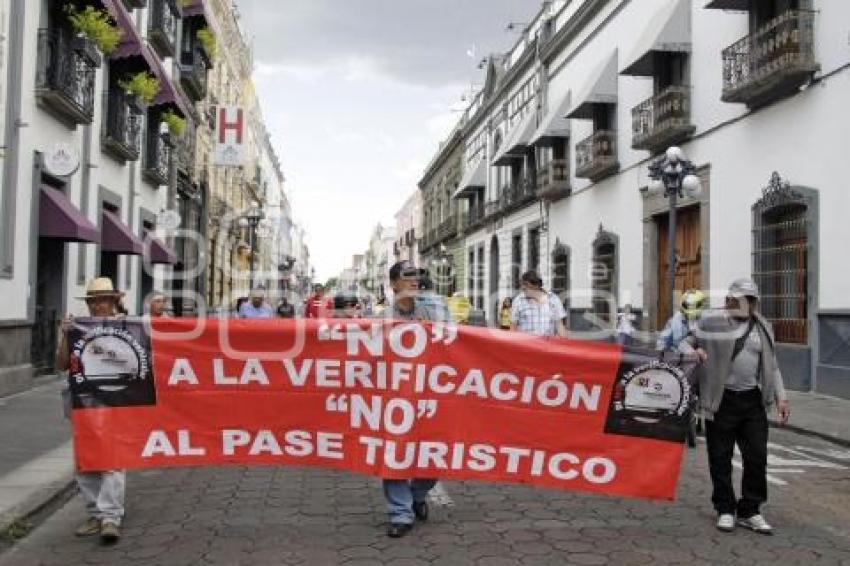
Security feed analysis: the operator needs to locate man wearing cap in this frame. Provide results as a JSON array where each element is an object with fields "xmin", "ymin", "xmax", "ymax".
[
  {"xmin": 382, "ymin": 261, "xmax": 440, "ymax": 537},
  {"xmin": 239, "ymin": 287, "xmax": 274, "ymax": 319},
  {"xmin": 56, "ymin": 277, "xmax": 126, "ymax": 544},
  {"xmin": 692, "ymin": 278, "xmax": 791, "ymax": 535},
  {"xmin": 146, "ymin": 291, "xmax": 171, "ymax": 318}
]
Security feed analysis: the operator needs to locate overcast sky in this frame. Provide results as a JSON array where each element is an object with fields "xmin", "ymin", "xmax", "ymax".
[{"xmin": 237, "ymin": 0, "xmax": 541, "ymax": 282}]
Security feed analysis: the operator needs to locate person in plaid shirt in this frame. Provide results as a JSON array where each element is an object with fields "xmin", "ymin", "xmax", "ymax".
[{"xmin": 510, "ymin": 271, "xmax": 568, "ymax": 337}]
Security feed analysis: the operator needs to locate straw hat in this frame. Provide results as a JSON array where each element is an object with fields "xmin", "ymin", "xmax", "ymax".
[{"xmin": 76, "ymin": 277, "xmax": 124, "ymax": 300}]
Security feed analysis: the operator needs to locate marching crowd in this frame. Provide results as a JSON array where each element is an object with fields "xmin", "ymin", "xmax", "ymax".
[{"xmin": 56, "ymin": 259, "xmax": 790, "ymax": 543}]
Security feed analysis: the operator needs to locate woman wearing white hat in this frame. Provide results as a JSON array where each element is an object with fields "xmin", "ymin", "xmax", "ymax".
[{"xmin": 56, "ymin": 277, "xmax": 126, "ymax": 544}]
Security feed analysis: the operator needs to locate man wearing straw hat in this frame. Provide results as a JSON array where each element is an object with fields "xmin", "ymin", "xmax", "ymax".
[{"xmin": 56, "ymin": 277, "xmax": 127, "ymax": 544}]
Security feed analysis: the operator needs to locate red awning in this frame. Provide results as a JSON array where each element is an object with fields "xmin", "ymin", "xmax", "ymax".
[
  {"xmin": 102, "ymin": 210, "xmax": 144, "ymax": 255},
  {"xmin": 146, "ymin": 234, "xmax": 178, "ymax": 265},
  {"xmin": 39, "ymin": 187, "xmax": 100, "ymax": 244}
]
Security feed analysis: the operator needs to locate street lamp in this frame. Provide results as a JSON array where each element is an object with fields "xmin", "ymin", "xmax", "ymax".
[
  {"xmin": 238, "ymin": 201, "xmax": 264, "ymax": 291},
  {"xmin": 646, "ymin": 146, "xmax": 701, "ymax": 320}
]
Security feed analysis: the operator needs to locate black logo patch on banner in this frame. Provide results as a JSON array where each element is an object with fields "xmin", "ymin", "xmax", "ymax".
[
  {"xmin": 604, "ymin": 352, "xmax": 693, "ymax": 443},
  {"xmin": 68, "ymin": 320, "xmax": 156, "ymax": 408}
]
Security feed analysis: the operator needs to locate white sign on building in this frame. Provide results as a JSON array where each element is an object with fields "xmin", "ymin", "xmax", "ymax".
[{"xmin": 213, "ymin": 106, "xmax": 246, "ymax": 166}]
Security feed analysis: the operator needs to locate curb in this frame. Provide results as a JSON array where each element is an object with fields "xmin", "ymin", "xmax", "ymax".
[
  {"xmin": 0, "ymin": 475, "xmax": 76, "ymax": 537},
  {"xmin": 768, "ymin": 420, "xmax": 850, "ymax": 449}
]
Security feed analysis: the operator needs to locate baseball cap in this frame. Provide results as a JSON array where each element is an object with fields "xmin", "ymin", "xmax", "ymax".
[
  {"xmin": 389, "ymin": 260, "xmax": 426, "ymax": 282},
  {"xmin": 728, "ymin": 278, "xmax": 759, "ymax": 300}
]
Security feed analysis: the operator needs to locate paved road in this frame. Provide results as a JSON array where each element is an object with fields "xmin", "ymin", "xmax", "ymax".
[{"xmin": 1, "ymin": 427, "xmax": 849, "ymax": 566}]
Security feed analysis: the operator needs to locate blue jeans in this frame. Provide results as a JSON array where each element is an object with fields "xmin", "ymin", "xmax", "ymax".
[{"xmin": 382, "ymin": 478, "xmax": 437, "ymax": 524}]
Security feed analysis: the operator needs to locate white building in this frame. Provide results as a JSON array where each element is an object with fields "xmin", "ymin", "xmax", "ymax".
[
  {"xmin": 393, "ymin": 190, "xmax": 422, "ymax": 265},
  {"xmin": 0, "ymin": 0, "xmax": 215, "ymax": 395},
  {"xmin": 445, "ymin": 0, "xmax": 849, "ymax": 398}
]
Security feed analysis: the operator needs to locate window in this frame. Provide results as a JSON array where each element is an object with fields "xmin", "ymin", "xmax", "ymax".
[
  {"xmin": 591, "ymin": 227, "xmax": 618, "ymax": 324},
  {"xmin": 552, "ymin": 243, "xmax": 570, "ymax": 310},
  {"xmin": 528, "ymin": 227, "xmax": 541, "ymax": 275},
  {"xmin": 751, "ymin": 0, "xmax": 799, "ymax": 29},
  {"xmin": 752, "ymin": 173, "xmax": 810, "ymax": 344},
  {"xmin": 468, "ymin": 248, "xmax": 475, "ymax": 302},
  {"xmin": 511, "ymin": 233, "xmax": 522, "ymax": 291},
  {"xmin": 476, "ymin": 245, "xmax": 485, "ymax": 310}
]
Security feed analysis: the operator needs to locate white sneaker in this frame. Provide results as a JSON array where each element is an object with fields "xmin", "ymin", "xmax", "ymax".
[
  {"xmin": 716, "ymin": 513, "xmax": 735, "ymax": 532},
  {"xmin": 738, "ymin": 514, "xmax": 773, "ymax": 535}
]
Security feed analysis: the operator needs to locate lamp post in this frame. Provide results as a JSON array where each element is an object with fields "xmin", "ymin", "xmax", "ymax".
[
  {"xmin": 646, "ymin": 146, "xmax": 701, "ymax": 320},
  {"xmin": 239, "ymin": 201, "xmax": 264, "ymax": 291}
]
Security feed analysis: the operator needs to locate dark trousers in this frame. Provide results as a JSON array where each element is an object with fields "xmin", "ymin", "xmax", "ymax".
[{"xmin": 705, "ymin": 388, "xmax": 768, "ymax": 518}]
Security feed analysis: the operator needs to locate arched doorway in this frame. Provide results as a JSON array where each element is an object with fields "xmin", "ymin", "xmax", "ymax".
[{"xmin": 489, "ymin": 235, "xmax": 500, "ymax": 324}]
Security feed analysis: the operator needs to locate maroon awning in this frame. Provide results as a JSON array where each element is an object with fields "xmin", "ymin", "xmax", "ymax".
[
  {"xmin": 103, "ymin": 0, "xmax": 191, "ymax": 117},
  {"xmin": 102, "ymin": 210, "xmax": 144, "ymax": 255},
  {"xmin": 182, "ymin": 0, "xmax": 208, "ymax": 20},
  {"xmin": 146, "ymin": 234, "xmax": 178, "ymax": 264},
  {"xmin": 39, "ymin": 187, "xmax": 100, "ymax": 244}
]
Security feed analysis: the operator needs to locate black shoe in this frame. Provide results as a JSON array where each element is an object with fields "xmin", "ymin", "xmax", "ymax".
[
  {"xmin": 412, "ymin": 501, "xmax": 429, "ymax": 521},
  {"xmin": 387, "ymin": 522, "xmax": 413, "ymax": 538}
]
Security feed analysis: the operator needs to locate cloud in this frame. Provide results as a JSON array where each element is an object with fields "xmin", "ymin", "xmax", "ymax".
[{"xmin": 238, "ymin": 0, "xmax": 540, "ymax": 87}]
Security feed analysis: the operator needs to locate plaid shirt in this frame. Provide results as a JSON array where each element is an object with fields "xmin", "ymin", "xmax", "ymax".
[{"xmin": 511, "ymin": 292, "xmax": 566, "ymax": 336}]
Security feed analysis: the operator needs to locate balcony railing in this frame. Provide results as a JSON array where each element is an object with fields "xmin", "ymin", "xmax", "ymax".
[
  {"xmin": 148, "ymin": 0, "xmax": 179, "ymax": 58},
  {"xmin": 35, "ymin": 29, "xmax": 96, "ymax": 125},
  {"xmin": 143, "ymin": 131, "xmax": 170, "ymax": 186},
  {"xmin": 101, "ymin": 90, "xmax": 143, "ymax": 162},
  {"xmin": 502, "ymin": 177, "xmax": 536, "ymax": 212},
  {"xmin": 175, "ymin": 122, "xmax": 196, "ymax": 177},
  {"xmin": 631, "ymin": 86, "xmax": 695, "ymax": 152},
  {"xmin": 180, "ymin": 44, "xmax": 210, "ymax": 101},
  {"xmin": 722, "ymin": 9, "xmax": 818, "ymax": 106},
  {"xmin": 465, "ymin": 202, "xmax": 485, "ymax": 232},
  {"xmin": 575, "ymin": 129, "xmax": 619, "ymax": 181},
  {"xmin": 438, "ymin": 215, "xmax": 458, "ymax": 241},
  {"xmin": 536, "ymin": 159, "xmax": 570, "ymax": 201},
  {"xmin": 485, "ymin": 199, "xmax": 502, "ymax": 220}
]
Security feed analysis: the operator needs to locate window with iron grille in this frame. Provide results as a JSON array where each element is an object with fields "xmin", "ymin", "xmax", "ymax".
[
  {"xmin": 468, "ymin": 248, "xmax": 475, "ymax": 304},
  {"xmin": 511, "ymin": 233, "xmax": 522, "ymax": 291},
  {"xmin": 591, "ymin": 226, "xmax": 618, "ymax": 324},
  {"xmin": 552, "ymin": 243, "xmax": 570, "ymax": 311},
  {"xmin": 477, "ymin": 246, "xmax": 485, "ymax": 310},
  {"xmin": 752, "ymin": 173, "xmax": 811, "ymax": 344},
  {"xmin": 528, "ymin": 227, "xmax": 541, "ymax": 275}
]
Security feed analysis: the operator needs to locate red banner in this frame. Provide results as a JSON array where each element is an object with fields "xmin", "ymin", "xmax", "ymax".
[{"xmin": 68, "ymin": 318, "xmax": 694, "ymax": 500}]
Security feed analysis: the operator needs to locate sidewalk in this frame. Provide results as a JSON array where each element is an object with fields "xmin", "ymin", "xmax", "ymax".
[
  {"xmin": 770, "ymin": 390, "xmax": 850, "ymax": 447},
  {"xmin": 0, "ymin": 378, "xmax": 74, "ymax": 533}
]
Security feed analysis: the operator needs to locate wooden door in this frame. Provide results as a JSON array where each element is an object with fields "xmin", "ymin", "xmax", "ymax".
[{"xmin": 657, "ymin": 206, "xmax": 702, "ymax": 328}]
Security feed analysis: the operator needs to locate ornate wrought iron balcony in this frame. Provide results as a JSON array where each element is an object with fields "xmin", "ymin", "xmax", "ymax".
[
  {"xmin": 148, "ymin": 0, "xmax": 179, "ymax": 58},
  {"xmin": 180, "ymin": 44, "xmax": 210, "ymax": 101},
  {"xmin": 575, "ymin": 129, "xmax": 619, "ymax": 181},
  {"xmin": 101, "ymin": 90, "xmax": 143, "ymax": 162},
  {"xmin": 465, "ymin": 202, "xmax": 485, "ymax": 232},
  {"xmin": 438, "ymin": 215, "xmax": 458, "ymax": 241},
  {"xmin": 175, "ymin": 121, "xmax": 196, "ymax": 177},
  {"xmin": 631, "ymin": 86, "xmax": 695, "ymax": 152},
  {"xmin": 536, "ymin": 159, "xmax": 570, "ymax": 201},
  {"xmin": 35, "ymin": 29, "xmax": 96, "ymax": 125},
  {"xmin": 143, "ymin": 130, "xmax": 170, "ymax": 186},
  {"xmin": 722, "ymin": 9, "xmax": 819, "ymax": 107}
]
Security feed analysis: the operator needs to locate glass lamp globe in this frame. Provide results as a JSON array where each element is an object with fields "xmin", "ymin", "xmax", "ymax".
[
  {"xmin": 682, "ymin": 174, "xmax": 702, "ymax": 197},
  {"xmin": 665, "ymin": 146, "xmax": 683, "ymax": 164},
  {"xmin": 647, "ymin": 178, "xmax": 664, "ymax": 195}
]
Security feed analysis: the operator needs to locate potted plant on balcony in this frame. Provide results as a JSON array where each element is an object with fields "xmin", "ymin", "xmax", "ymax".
[
  {"xmin": 196, "ymin": 26, "xmax": 217, "ymax": 61},
  {"xmin": 65, "ymin": 5, "xmax": 123, "ymax": 68},
  {"xmin": 160, "ymin": 109, "xmax": 186, "ymax": 147},
  {"xmin": 118, "ymin": 72, "xmax": 160, "ymax": 114}
]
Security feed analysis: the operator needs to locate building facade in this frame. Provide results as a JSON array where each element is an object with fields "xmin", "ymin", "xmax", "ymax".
[
  {"xmin": 0, "ymin": 0, "xmax": 215, "ymax": 395},
  {"xmin": 419, "ymin": 125, "xmax": 466, "ymax": 299},
  {"xmin": 393, "ymin": 190, "xmax": 422, "ymax": 266},
  {"xmin": 435, "ymin": 0, "xmax": 849, "ymax": 398}
]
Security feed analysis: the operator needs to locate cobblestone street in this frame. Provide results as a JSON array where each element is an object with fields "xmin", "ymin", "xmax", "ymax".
[{"xmin": 2, "ymin": 427, "xmax": 849, "ymax": 566}]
